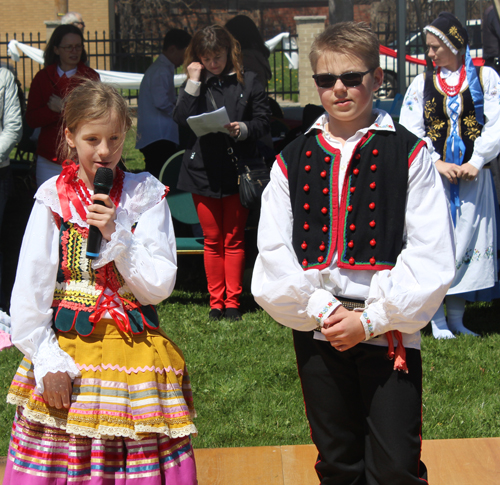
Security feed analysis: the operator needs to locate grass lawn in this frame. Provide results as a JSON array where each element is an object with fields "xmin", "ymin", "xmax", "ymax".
[{"xmin": 0, "ymin": 257, "xmax": 499, "ymax": 455}]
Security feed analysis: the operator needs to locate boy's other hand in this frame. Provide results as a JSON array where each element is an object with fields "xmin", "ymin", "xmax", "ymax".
[{"xmin": 321, "ymin": 308, "xmax": 365, "ymax": 351}]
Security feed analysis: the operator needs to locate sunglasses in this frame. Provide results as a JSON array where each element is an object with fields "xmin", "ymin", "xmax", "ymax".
[{"xmin": 312, "ymin": 69, "xmax": 375, "ymax": 88}]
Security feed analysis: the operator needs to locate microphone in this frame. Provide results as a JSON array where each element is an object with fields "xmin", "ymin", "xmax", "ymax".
[{"xmin": 86, "ymin": 167, "xmax": 114, "ymax": 259}]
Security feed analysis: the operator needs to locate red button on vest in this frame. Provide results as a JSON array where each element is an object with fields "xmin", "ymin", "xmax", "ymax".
[
  {"xmin": 304, "ymin": 222, "xmax": 310, "ymax": 231},
  {"xmin": 370, "ymin": 182, "xmax": 376, "ymax": 190},
  {"xmin": 371, "ymin": 164, "xmax": 377, "ymax": 172},
  {"xmin": 369, "ymin": 220, "xmax": 376, "ymax": 228},
  {"xmin": 306, "ymin": 150, "xmax": 312, "ymax": 157},
  {"xmin": 347, "ymin": 205, "xmax": 353, "ymax": 212},
  {"xmin": 350, "ymin": 187, "xmax": 356, "ymax": 193},
  {"xmin": 372, "ymin": 149, "xmax": 379, "ymax": 156},
  {"xmin": 302, "ymin": 259, "xmax": 308, "ymax": 266},
  {"xmin": 323, "ymin": 187, "xmax": 329, "ymax": 195},
  {"xmin": 304, "ymin": 203, "xmax": 310, "ymax": 211},
  {"xmin": 350, "ymin": 224, "xmax": 356, "ymax": 231},
  {"xmin": 349, "ymin": 257, "xmax": 355, "ymax": 265},
  {"xmin": 301, "ymin": 241, "xmax": 307, "ymax": 250},
  {"xmin": 321, "ymin": 207, "xmax": 328, "ymax": 214},
  {"xmin": 348, "ymin": 240, "xmax": 354, "ymax": 248},
  {"xmin": 319, "ymin": 242, "xmax": 326, "ymax": 251},
  {"xmin": 370, "ymin": 239, "xmax": 376, "ymax": 246},
  {"xmin": 304, "ymin": 184, "xmax": 310, "ymax": 192},
  {"xmin": 321, "ymin": 170, "xmax": 327, "ymax": 178},
  {"xmin": 369, "ymin": 202, "xmax": 375, "ymax": 210},
  {"xmin": 322, "ymin": 225, "xmax": 328, "ymax": 233},
  {"xmin": 305, "ymin": 165, "xmax": 311, "ymax": 172},
  {"xmin": 353, "ymin": 168, "xmax": 360, "ymax": 175},
  {"xmin": 318, "ymin": 256, "xmax": 324, "ymax": 263},
  {"xmin": 324, "ymin": 156, "xmax": 331, "ymax": 163},
  {"xmin": 370, "ymin": 257, "xmax": 376, "ymax": 265}
]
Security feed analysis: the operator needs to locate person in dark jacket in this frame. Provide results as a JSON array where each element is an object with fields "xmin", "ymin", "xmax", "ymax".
[{"xmin": 173, "ymin": 24, "xmax": 270, "ymax": 321}]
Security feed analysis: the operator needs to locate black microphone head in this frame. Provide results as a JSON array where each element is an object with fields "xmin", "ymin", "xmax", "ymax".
[{"xmin": 93, "ymin": 167, "xmax": 114, "ymax": 193}]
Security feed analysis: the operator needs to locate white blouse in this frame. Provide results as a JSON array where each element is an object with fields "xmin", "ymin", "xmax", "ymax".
[
  {"xmin": 10, "ymin": 171, "xmax": 177, "ymax": 392},
  {"xmin": 251, "ymin": 111, "xmax": 456, "ymax": 350},
  {"xmin": 400, "ymin": 66, "xmax": 500, "ymax": 169}
]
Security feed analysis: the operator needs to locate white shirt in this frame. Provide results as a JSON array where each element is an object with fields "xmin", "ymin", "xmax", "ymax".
[
  {"xmin": 10, "ymin": 172, "xmax": 177, "ymax": 392},
  {"xmin": 400, "ymin": 66, "xmax": 500, "ymax": 169},
  {"xmin": 251, "ymin": 111, "xmax": 456, "ymax": 350},
  {"xmin": 136, "ymin": 54, "xmax": 179, "ymax": 149}
]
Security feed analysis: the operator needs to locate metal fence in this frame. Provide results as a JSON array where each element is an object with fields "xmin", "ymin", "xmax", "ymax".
[{"xmin": 0, "ymin": 31, "xmax": 299, "ymax": 104}]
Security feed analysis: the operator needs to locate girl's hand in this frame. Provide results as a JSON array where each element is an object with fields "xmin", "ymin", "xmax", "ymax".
[
  {"xmin": 434, "ymin": 159, "xmax": 461, "ymax": 185},
  {"xmin": 47, "ymin": 94, "xmax": 63, "ymax": 113},
  {"xmin": 458, "ymin": 162, "xmax": 479, "ymax": 182},
  {"xmin": 187, "ymin": 62, "xmax": 204, "ymax": 82},
  {"xmin": 321, "ymin": 308, "xmax": 366, "ymax": 352},
  {"xmin": 224, "ymin": 122, "xmax": 241, "ymax": 138},
  {"xmin": 87, "ymin": 193, "xmax": 116, "ymax": 241},
  {"xmin": 42, "ymin": 371, "xmax": 72, "ymax": 409}
]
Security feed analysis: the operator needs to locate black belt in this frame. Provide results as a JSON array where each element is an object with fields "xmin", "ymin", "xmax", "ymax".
[{"xmin": 337, "ymin": 297, "xmax": 365, "ymax": 311}]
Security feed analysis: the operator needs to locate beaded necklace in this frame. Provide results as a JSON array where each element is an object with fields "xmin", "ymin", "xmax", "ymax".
[
  {"xmin": 72, "ymin": 168, "xmax": 125, "ymax": 208},
  {"xmin": 437, "ymin": 65, "xmax": 466, "ymax": 97}
]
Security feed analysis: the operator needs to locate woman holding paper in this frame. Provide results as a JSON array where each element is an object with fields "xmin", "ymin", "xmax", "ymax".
[{"xmin": 173, "ymin": 24, "xmax": 270, "ymax": 321}]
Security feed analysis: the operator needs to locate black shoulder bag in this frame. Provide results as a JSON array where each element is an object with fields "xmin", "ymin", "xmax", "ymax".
[{"xmin": 207, "ymin": 88, "xmax": 270, "ymax": 210}]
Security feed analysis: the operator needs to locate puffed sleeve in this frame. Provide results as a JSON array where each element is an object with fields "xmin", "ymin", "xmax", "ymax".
[
  {"xmin": 251, "ymin": 163, "xmax": 341, "ymax": 331},
  {"xmin": 93, "ymin": 195, "xmax": 177, "ymax": 305},
  {"xmin": 10, "ymin": 200, "xmax": 81, "ymax": 393}
]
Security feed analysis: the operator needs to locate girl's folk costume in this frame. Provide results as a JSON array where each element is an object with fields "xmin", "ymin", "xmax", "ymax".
[
  {"xmin": 4, "ymin": 162, "xmax": 198, "ymax": 484},
  {"xmin": 401, "ymin": 15, "xmax": 500, "ymax": 304}
]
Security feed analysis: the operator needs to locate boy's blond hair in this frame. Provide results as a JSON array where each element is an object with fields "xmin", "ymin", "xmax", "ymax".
[{"xmin": 309, "ymin": 22, "xmax": 380, "ymax": 72}]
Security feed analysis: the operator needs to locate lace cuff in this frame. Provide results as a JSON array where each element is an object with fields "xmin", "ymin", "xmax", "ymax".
[
  {"xmin": 306, "ymin": 288, "xmax": 342, "ymax": 328},
  {"xmin": 92, "ymin": 208, "xmax": 132, "ymax": 269},
  {"xmin": 31, "ymin": 337, "xmax": 81, "ymax": 394}
]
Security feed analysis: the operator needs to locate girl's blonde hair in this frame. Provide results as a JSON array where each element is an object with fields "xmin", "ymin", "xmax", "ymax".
[
  {"xmin": 184, "ymin": 24, "xmax": 244, "ymax": 84},
  {"xmin": 59, "ymin": 80, "xmax": 132, "ymax": 162}
]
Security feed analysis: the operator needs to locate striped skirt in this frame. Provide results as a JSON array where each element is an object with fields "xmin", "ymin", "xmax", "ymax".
[{"xmin": 4, "ymin": 319, "xmax": 198, "ymax": 483}]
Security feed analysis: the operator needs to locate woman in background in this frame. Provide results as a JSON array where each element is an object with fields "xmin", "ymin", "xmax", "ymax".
[
  {"xmin": 26, "ymin": 24, "xmax": 99, "ymax": 186},
  {"xmin": 173, "ymin": 25, "xmax": 270, "ymax": 321}
]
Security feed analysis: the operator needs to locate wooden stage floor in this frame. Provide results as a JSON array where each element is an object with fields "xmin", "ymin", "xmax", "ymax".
[{"xmin": 1, "ymin": 438, "xmax": 498, "ymax": 484}]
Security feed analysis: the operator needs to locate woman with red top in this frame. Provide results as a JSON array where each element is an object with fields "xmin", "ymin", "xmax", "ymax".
[{"xmin": 26, "ymin": 24, "xmax": 99, "ymax": 186}]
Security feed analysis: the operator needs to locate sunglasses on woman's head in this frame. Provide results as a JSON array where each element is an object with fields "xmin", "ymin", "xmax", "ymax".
[{"xmin": 312, "ymin": 69, "xmax": 375, "ymax": 88}]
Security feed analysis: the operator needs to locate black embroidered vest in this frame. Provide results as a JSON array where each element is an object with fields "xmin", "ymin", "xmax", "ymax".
[
  {"xmin": 277, "ymin": 126, "xmax": 426, "ymax": 271},
  {"xmin": 423, "ymin": 68, "xmax": 484, "ymax": 163}
]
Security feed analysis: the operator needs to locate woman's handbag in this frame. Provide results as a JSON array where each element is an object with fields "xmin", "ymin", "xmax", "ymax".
[
  {"xmin": 207, "ymin": 87, "xmax": 270, "ymax": 209},
  {"xmin": 233, "ymin": 154, "xmax": 270, "ymax": 210}
]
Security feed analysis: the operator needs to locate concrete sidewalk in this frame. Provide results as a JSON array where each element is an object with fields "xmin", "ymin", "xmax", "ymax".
[{"xmin": 1, "ymin": 438, "xmax": 499, "ymax": 484}]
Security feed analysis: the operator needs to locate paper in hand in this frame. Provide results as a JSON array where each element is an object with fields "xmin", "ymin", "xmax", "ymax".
[{"xmin": 187, "ymin": 107, "xmax": 231, "ymax": 137}]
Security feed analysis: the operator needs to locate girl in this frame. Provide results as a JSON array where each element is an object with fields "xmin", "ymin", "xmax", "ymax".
[
  {"xmin": 173, "ymin": 25, "xmax": 270, "ymax": 321},
  {"xmin": 26, "ymin": 24, "xmax": 99, "ymax": 186},
  {"xmin": 4, "ymin": 80, "xmax": 198, "ymax": 484},
  {"xmin": 400, "ymin": 12, "xmax": 500, "ymax": 339}
]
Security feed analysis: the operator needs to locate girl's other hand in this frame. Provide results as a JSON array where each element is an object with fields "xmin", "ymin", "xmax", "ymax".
[
  {"xmin": 87, "ymin": 193, "xmax": 117, "ymax": 241},
  {"xmin": 187, "ymin": 62, "xmax": 204, "ymax": 82},
  {"xmin": 458, "ymin": 162, "xmax": 479, "ymax": 182},
  {"xmin": 434, "ymin": 159, "xmax": 461, "ymax": 185},
  {"xmin": 42, "ymin": 371, "xmax": 72, "ymax": 409},
  {"xmin": 224, "ymin": 121, "xmax": 241, "ymax": 138},
  {"xmin": 47, "ymin": 94, "xmax": 63, "ymax": 113}
]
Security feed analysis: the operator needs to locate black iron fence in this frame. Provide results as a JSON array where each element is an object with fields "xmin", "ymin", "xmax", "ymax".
[{"xmin": 0, "ymin": 31, "xmax": 299, "ymax": 104}]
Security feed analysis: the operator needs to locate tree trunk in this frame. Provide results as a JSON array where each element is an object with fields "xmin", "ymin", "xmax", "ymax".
[{"xmin": 329, "ymin": 0, "xmax": 354, "ymax": 24}]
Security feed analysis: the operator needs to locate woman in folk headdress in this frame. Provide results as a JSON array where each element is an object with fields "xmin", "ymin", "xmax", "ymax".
[{"xmin": 400, "ymin": 12, "xmax": 500, "ymax": 339}]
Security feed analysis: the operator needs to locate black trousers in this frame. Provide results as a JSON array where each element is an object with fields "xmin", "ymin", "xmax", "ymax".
[
  {"xmin": 293, "ymin": 330, "xmax": 428, "ymax": 485},
  {"xmin": 139, "ymin": 139, "xmax": 178, "ymax": 180}
]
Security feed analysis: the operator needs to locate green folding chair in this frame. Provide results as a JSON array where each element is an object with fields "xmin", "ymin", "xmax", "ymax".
[{"xmin": 159, "ymin": 150, "xmax": 204, "ymax": 254}]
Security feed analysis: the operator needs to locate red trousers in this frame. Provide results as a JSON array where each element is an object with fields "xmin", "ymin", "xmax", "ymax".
[{"xmin": 192, "ymin": 193, "xmax": 249, "ymax": 309}]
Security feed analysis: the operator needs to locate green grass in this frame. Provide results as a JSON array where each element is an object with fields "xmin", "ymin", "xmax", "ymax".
[
  {"xmin": 122, "ymin": 125, "xmax": 145, "ymax": 172},
  {"xmin": 267, "ymin": 45, "xmax": 299, "ymax": 103},
  {"xmin": 1, "ymin": 268, "xmax": 499, "ymax": 454}
]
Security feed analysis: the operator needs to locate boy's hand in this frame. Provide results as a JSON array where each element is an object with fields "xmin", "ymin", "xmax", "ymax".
[
  {"xmin": 458, "ymin": 162, "xmax": 479, "ymax": 182},
  {"xmin": 42, "ymin": 371, "xmax": 72, "ymax": 409},
  {"xmin": 321, "ymin": 308, "xmax": 365, "ymax": 352},
  {"xmin": 87, "ymin": 193, "xmax": 116, "ymax": 241},
  {"xmin": 434, "ymin": 159, "xmax": 461, "ymax": 184}
]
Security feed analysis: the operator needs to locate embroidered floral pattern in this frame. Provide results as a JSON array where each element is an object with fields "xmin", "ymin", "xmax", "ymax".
[
  {"xmin": 424, "ymin": 98, "xmax": 437, "ymax": 120},
  {"xmin": 362, "ymin": 311, "xmax": 374, "ymax": 339},
  {"xmin": 456, "ymin": 246, "xmax": 494, "ymax": 271},
  {"xmin": 315, "ymin": 299, "xmax": 339, "ymax": 325},
  {"xmin": 448, "ymin": 26, "xmax": 464, "ymax": 46},
  {"xmin": 463, "ymin": 112, "xmax": 481, "ymax": 140}
]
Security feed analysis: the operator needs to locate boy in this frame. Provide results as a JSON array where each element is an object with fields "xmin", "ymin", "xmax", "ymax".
[{"xmin": 251, "ymin": 23, "xmax": 455, "ymax": 484}]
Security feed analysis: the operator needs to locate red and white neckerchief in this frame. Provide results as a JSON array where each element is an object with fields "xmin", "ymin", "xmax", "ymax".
[
  {"xmin": 56, "ymin": 160, "xmax": 124, "ymax": 222},
  {"xmin": 437, "ymin": 64, "xmax": 466, "ymax": 97}
]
